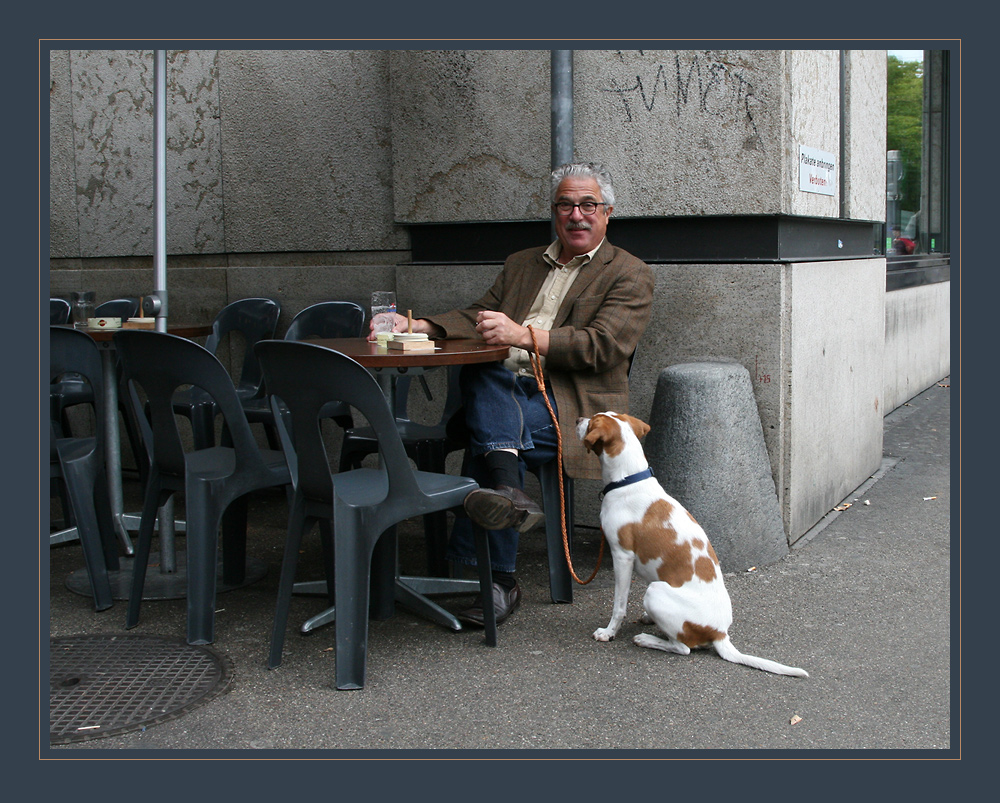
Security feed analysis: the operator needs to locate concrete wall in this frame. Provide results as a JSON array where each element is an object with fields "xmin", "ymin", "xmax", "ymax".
[
  {"xmin": 389, "ymin": 50, "xmax": 551, "ymax": 223},
  {"xmin": 884, "ymin": 282, "xmax": 952, "ymax": 411},
  {"xmin": 786, "ymin": 259, "xmax": 886, "ymax": 541},
  {"xmin": 49, "ymin": 49, "xmax": 408, "ymax": 262},
  {"xmin": 574, "ymin": 50, "xmax": 784, "ymax": 216},
  {"xmin": 844, "ymin": 51, "xmax": 889, "ymax": 221}
]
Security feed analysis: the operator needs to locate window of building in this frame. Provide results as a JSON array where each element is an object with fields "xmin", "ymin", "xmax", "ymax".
[{"xmin": 885, "ymin": 50, "xmax": 950, "ymax": 285}]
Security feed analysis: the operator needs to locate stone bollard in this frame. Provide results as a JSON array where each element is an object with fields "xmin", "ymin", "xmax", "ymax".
[{"xmin": 645, "ymin": 361, "xmax": 788, "ymax": 571}]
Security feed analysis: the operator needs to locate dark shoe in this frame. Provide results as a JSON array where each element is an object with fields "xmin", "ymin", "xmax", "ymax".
[
  {"xmin": 463, "ymin": 485, "xmax": 544, "ymax": 533},
  {"xmin": 458, "ymin": 580, "xmax": 521, "ymax": 627}
]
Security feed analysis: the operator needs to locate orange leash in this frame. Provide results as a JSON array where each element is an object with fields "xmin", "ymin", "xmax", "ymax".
[{"xmin": 526, "ymin": 325, "xmax": 603, "ymax": 584}]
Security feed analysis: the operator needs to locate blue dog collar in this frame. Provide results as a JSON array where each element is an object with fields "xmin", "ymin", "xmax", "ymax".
[{"xmin": 601, "ymin": 467, "xmax": 654, "ymax": 497}]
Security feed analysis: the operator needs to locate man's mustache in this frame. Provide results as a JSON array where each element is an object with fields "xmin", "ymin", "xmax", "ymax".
[{"xmin": 564, "ymin": 220, "xmax": 592, "ymax": 231}]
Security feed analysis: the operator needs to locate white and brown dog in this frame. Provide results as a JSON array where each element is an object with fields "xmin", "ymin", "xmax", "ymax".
[{"xmin": 577, "ymin": 411, "xmax": 808, "ymax": 678}]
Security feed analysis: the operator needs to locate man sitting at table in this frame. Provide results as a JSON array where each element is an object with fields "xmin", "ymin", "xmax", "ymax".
[{"xmin": 373, "ymin": 162, "xmax": 654, "ymax": 626}]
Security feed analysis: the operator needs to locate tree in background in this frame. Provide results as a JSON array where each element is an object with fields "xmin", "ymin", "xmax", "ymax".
[{"xmin": 887, "ymin": 55, "xmax": 923, "ymax": 223}]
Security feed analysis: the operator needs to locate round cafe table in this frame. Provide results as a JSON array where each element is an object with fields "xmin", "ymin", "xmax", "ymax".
[{"xmin": 290, "ymin": 337, "xmax": 510, "ymax": 633}]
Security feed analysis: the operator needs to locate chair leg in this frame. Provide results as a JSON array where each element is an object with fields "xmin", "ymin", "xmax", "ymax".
[
  {"xmin": 59, "ymin": 458, "xmax": 113, "ymax": 611},
  {"xmin": 334, "ymin": 520, "xmax": 373, "ymax": 690},
  {"xmin": 416, "ymin": 441, "xmax": 449, "ymax": 576},
  {"xmin": 369, "ymin": 527, "xmax": 396, "ymax": 621},
  {"xmin": 472, "ymin": 523, "xmax": 497, "ymax": 647},
  {"xmin": 538, "ymin": 465, "xmax": 573, "ymax": 604},
  {"xmin": 337, "ymin": 443, "xmax": 360, "ymax": 473},
  {"xmin": 191, "ymin": 405, "xmax": 216, "ymax": 449},
  {"xmin": 126, "ymin": 480, "xmax": 169, "ymax": 629},
  {"xmin": 318, "ymin": 518, "xmax": 336, "ymax": 607},
  {"xmin": 185, "ymin": 482, "xmax": 222, "ymax": 645},
  {"xmin": 269, "ymin": 497, "xmax": 309, "ymax": 669},
  {"xmin": 262, "ymin": 422, "xmax": 281, "ymax": 451},
  {"xmin": 93, "ymin": 471, "xmax": 121, "ymax": 571},
  {"xmin": 221, "ymin": 495, "xmax": 249, "ymax": 586},
  {"xmin": 51, "ymin": 475, "xmax": 74, "ymax": 529}
]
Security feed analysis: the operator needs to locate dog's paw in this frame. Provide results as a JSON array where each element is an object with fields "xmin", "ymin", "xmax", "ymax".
[{"xmin": 593, "ymin": 627, "xmax": 616, "ymax": 642}]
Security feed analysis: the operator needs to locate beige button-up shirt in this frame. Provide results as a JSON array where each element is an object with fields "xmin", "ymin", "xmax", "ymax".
[{"xmin": 503, "ymin": 238, "xmax": 606, "ymax": 376}]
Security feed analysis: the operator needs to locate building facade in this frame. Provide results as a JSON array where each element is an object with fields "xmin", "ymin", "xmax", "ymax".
[{"xmin": 48, "ymin": 48, "xmax": 952, "ymax": 550}]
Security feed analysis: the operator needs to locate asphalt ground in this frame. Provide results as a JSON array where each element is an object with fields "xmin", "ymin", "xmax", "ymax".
[{"xmin": 44, "ymin": 377, "xmax": 953, "ymax": 757}]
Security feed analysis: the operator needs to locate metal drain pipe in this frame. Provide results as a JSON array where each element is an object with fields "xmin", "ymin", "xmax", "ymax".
[
  {"xmin": 551, "ymin": 50, "xmax": 573, "ymax": 240},
  {"xmin": 142, "ymin": 49, "xmax": 169, "ymax": 332}
]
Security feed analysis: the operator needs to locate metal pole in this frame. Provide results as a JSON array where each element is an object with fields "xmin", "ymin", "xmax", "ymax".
[
  {"xmin": 151, "ymin": 49, "xmax": 177, "ymax": 571},
  {"xmin": 151, "ymin": 49, "xmax": 168, "ymax": 332},
  {"xmin": 551, "ymin": 50, "xmax": 574, "ymax": 169},
  {"xmin": 550, "ymin": 50, "xmax": 573, "ymax": 241}
]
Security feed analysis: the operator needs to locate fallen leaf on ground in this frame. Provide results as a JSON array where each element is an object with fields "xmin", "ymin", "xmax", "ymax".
[
  {"xmin": 834, "ymin": 503, "xmax": 852, "ymax": 511},
  {"xmin": 790, "ymin": 715, "xmax": 802, "ymax": 725}
]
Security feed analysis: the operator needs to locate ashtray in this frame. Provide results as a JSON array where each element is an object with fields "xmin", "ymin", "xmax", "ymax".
[{"xmin": 87, "ymin": 317, "xmax": 121, "ymax": 329}]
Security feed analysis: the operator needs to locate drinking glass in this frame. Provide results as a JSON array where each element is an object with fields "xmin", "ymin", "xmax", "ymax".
[
  {"xmin": 70, "ymin": 290, "xmax": 96, "ymax": 328},
  {"xmin": 371, "ymin": 291, "xmax": 397, "ymax": 334}
]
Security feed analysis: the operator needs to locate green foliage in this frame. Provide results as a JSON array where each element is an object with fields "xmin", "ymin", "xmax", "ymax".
[{"xmin": 887, "ymin": 55, "xmax": 923, "ymax": 216}]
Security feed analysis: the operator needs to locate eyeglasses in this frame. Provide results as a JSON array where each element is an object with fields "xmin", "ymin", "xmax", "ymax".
[{"xmin": 553, "ymin": 201, "xmax": 608, "ymax": 216}]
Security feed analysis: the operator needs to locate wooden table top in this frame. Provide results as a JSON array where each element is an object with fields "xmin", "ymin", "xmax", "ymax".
[
  {"xmin": 57, "ymin": 323, "xmax": 213, "ymax": 342},
  {"xmin": 303, "ymin": 337, "xmax": 509, "ymax": 369}
]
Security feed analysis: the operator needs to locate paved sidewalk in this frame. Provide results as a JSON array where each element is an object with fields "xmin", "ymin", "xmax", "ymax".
[{"xmin": 46, "ymin": 378, "xmax": 952, "ymax": 754}]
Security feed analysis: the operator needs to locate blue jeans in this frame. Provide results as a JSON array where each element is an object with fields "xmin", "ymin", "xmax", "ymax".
[{"xmin": 446, "ymin": 361, "xmax": 559, "ymax": 573}]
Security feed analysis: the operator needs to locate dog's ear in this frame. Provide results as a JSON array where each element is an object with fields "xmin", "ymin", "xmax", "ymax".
[
  {"xmin": 582, "ymin": 427, "xmax": 603, "ymax": 454},
  {"xmin": 622, "ymin": 414, "xmax": 650, "ymax": 440},
  {"xmin": 582, "ymin": 415, "xmax": 611, "ymax": 454}
]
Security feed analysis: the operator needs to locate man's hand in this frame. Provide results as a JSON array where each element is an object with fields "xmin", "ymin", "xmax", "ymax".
[{"xmin": 475, "ymin": 311, "xmax": 548, "ymax": 355}]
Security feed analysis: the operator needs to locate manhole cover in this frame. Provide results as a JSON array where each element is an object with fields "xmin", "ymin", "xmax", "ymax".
[{"xmin": 49, "ymin": 634, "xmax": 233, "ymax": 744}]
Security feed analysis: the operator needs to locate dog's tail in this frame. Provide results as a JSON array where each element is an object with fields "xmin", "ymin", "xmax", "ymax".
[{"xmin": 712, "ymin": 636, "xmax": 809, "ymax": 678}]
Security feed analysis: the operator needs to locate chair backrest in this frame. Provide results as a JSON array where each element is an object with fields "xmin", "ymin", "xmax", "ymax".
[
  {"xmin": 205, "ymin": 298, "xmax": 281, "ymax": 395},
  {"xmin": 50, "ymin": 298, "xmax": 71, "ymax": 325},
  {"xmin": 115, "ymin": 330, "xmax": 267, "ymax": 478},
  {"xmin": 255, "ymin": 340, "xmax": 420, "ymax": 502},
  {"xmin": 95, "ymin": 298, "xmax": 140, "ymax": 319},
  {"xmin": 284, "ymin": 301, "xmax": 365, "ymax": 342},
  {"xmin": 49, "ymin": 326, "xmax": 105, "ymax": 458}
]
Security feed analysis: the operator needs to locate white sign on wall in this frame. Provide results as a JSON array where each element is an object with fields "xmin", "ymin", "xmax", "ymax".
[{"xmin": 799, "ymin": 145, "xmax": 836, "ymax": 196}]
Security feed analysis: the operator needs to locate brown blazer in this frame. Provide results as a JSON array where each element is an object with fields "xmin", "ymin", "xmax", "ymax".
[{"xmin": 424, "ymin": 239, "xmax": 654, "ymax": 480}]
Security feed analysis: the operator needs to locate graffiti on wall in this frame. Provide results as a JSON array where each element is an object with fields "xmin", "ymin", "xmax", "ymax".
[{"xmin": 603, "ymin": 52, "xmax": 762, "ymax": 144}]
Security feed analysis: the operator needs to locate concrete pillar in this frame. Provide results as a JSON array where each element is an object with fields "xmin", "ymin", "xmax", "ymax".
[{"xmin": 645, "ymin": 361, "xmax": 788, "ymax": 571}]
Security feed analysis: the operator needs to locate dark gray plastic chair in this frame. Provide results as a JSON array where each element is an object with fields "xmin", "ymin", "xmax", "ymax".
[
  {"xmin": 170, "ymin": 297, "xmax": 281, "ymax": 448},
  {"xmin": 338, "ymin": 365, "xmax": 465, "ymax": 576},
  {"xmin": 92, "ymin": 297, "xmax": 140, "ymax": 320},
  {"xmin": 243, "ymin": 300, "xmax": 366, "ymax": 447},
  {"xmin": 50, "ymin": 298, "xmax": 141, "ymax": 436},
  {"xmin": 115, "ymin": 329, "xmax": 292, "ymax": 645},
  {"xmin": 255, "ymin": 339, "xmax": 495, "ymax": 690},
  {"xmin": 342, "ymin": 363, "xmax": 577, "ymax": 601},
  {"xmin": 49, "ymin": 326, "xmax": 118, "ymax": 610},
  {"xmin": 50, "ymin": 297, "xmax": 71, "ymax": 324}
]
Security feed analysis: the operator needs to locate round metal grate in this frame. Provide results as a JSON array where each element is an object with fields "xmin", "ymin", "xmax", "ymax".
[{"xmin": 49, "ymin": 634, "xmax": 234, "ymax": 744}]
